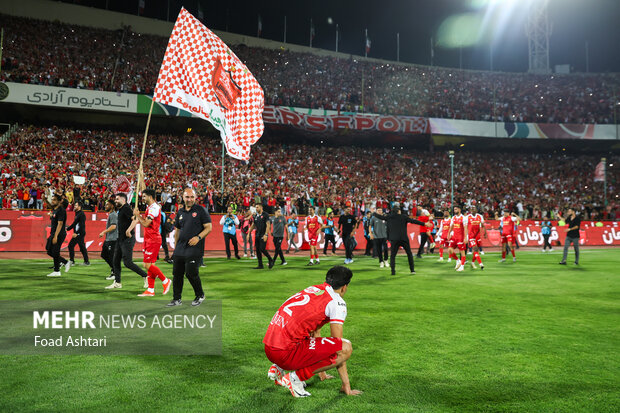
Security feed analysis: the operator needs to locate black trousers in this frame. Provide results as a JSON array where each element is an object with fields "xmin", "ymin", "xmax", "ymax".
[
  {"xmin": 172, "ymin": 255, "xmax": 204, "ymax": 301},
  {"xmin": 344, "ymin": 235, "xmax": 355, "ymax": 259},
  {"xmin": 224, "ymin": 233, "xmax": 239, "ymax": 258},
  {"xmin": 101, "ymin": 240, "xmax": 116, "ymax": 271},
  {"xmin": 68, "ymin": 234, "xmax": 89, "ymax": 263},
  {"xmin": 417, "ymin": 233, "xmax": 429, "ymax": 257},
  {"xmin": 113, "ymin": 237, "xmax": 147, "ymax": 283},
  {"xmin": 364, "ymin": 236, "xmax": 373, "ymax": 256},
  {"xmin": 374, "ymin": 238, "xmax": 388, "ymax": 262},
  {"xmin": 161, "ymin": 233, "xmax": 170, "ymax": 258},
  {"xmin": 273, "ymin": 237, "xmax": 285, "ymax": 263},
  {"xmin": 390, "ymin": 239, "xmax": 415, "ymax": 273},
  {"xmin": 323, "ymin": 234, "xmax": 337, "ymax": 254},
  {"xmin": 542, "ymin": 234, "xmax": 551, "ymax": 250},
  {"xmin": 46, "ymin": 233, "xmax": 67, "ymax": 272},
  {"xmin": 255, "ymin": 237, "xmax": 272, "ymax": 267}
]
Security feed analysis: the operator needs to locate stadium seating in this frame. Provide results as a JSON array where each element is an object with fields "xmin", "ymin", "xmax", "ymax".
[
  {"xmin": 0, "ymin": 14, "xmax": 619, "ymax": 124},
  {"xmin": 0, "ymin": 126, "xmax": 616, "ymax": 220}
]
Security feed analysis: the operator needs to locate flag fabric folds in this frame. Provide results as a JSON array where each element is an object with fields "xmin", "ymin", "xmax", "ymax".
[
  {"xmin": 594, "ymin": 161, "xmax": 605, "ymax": 182},
  {"xmin": 153, "ymin": 8, "xmax": 265, "ymax": 161}
]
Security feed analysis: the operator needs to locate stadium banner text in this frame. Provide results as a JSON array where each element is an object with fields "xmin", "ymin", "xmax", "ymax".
[
  {"xmin": 429, "ymin": 118, "xmax": 617, "ymax": 140},
  {"xmin": 0, "ymin": 82, "xmax": 137, "ymax": 113},
  {"xmin": 0, "ymin": 211, "xmax": 618, "ymax": 252},
  {"xmin": 0, "ymin": 300, "xmax": 222, "ymax": 355}
]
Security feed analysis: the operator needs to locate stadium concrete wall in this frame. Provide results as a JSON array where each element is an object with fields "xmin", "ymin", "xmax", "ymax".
[{"xmin": 0, "ymin": 210, "xmax": 619, "ymax": 252}]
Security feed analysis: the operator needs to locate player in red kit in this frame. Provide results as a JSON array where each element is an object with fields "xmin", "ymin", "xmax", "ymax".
[
  {"xmin": 448, "ymin": 205, "xmax": 469, "ymax": 272},
  {"xmin": 263, "ymin": 266, "xmax": 362, "ymax": 398},
  {"xmin": 499, "ymin": 210, "xmax": 518, "ymax": 263},
  {"xmin": 133, "ymin": 189, "xmax": 171, "ymax": 296},
  {"xmin": 437, "ymin": 210, "xmax": 452, "ymax": 262},
  {"xmin": 305, "ymin": 206, "xmax": 323, "ymax": 266},
  {"xmin": 466, "ymin": 206, "xmax": 487, "ymax": 270}
]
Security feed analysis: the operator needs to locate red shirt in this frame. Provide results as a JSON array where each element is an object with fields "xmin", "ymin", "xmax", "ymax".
[
  {"xmin": 451, "ymin": 215, "xmax": 468, "ymax": 240},
  {"xmin": 501, "ymin": 216, "xmax": 516, "ymax": 235},
  {"xmin": 467, "ymin": 213, "xmax": 484, "ymax": 237},
  {"xmin": 144, "ymin": 202, "xmax": 162, "ymax": 243},
  {"xmin": 305, "ymin": 215, "xmax": 322, "ymax": 237},
  {"xmin": 263, "ymin": 283, "xmax": 347, "ymax": 350},
  {"xmin": 418, "ymin": 215, "xmax": 430, "ymax": 233},
  {"xmin": 440, "ymin": 218, "xmax": 451, "ymax": 238}
]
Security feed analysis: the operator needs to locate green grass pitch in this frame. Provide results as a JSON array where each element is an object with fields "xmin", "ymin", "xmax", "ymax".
[{"xmin": 0, "ymin": 249, "xmax": 618, "ymax": 412}]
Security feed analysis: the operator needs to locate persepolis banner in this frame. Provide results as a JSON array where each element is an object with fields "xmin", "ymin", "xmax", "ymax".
[{"xmin": 0, "ymin": 211, "xmax": 618, "ymax": 253}]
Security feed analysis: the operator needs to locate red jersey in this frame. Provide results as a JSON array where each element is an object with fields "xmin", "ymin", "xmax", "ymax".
[
  {"xmin": 263, "ymin": 283, "xmax": 347, "ymax": 350},
  {"xmin": 418, "ymin": 215, "xmax": 430, "ymax": 233},
  {"xmin": 501, "ymin": 216, "xmax": 517, "ymax": 235},
  {"xmin": 467, "ymin": 213, "xmax": 484, "ymax": 237},
  {"xmin": 144, "ymin": 202, "xmax": 162, "ymax": 242},
  {"xmin": 450, "ymin": 215, "xmax": 468, "ymax": 240},
  {"xmin": 440, "ymin": 218, "xmax": 451, "ymax": 239},
  {"xmin": 305, "ymin": 215, "xmax": 322, "ymax": 237}
]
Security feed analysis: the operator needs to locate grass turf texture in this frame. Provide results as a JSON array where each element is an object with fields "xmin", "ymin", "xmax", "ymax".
[{"xmin": 0, "ymin": 249, "xmax": 618, "ymax": 412}]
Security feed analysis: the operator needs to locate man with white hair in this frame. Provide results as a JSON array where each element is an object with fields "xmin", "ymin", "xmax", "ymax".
[{"xmin": 416, "ymin": 208, "xmax": 431, "ymax": 258}]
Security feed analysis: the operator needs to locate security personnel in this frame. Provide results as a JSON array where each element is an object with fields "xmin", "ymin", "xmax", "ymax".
[
  {"xmin": 220, "ymin": 205, "xmax": 241, "ymax": 259},
  {"xmin": 167, "ymin": 188, "xmax": 212, "ymax": 307},
  {"xmin": 248, "ymin": 203, "xmax": 273, "ymax": 269},
  {"xmin": 67, "ymin": 201, "xmax": 90, "ymax": 265},
  {"xmin": 46, "ymin": 194, "xmax": 70, "ymax": 277},
  {"xmin": 322, "ymin": 211, "xmax": 337, "ymax": 255},
  {"xmin": 99, "ymin": 198, "xmax": 118, "ymax": 279}
]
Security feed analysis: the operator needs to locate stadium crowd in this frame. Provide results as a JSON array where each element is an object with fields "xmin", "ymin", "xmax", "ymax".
[
  {"xmin": 1, "ymin": 15, "xmax": 619, "ymax": 124},
  {"xmin": 0, "ymin": 126, "xmax": 617, "ymax": 221}
]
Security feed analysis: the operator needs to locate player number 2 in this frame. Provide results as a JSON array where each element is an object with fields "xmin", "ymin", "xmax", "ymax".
[{"xmin": 283, "ymin": 294, "xmax": 310, "ymax": 316}]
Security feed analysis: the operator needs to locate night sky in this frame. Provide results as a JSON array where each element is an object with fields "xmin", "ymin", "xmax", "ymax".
[{"xmin": 66, "ymin": 0, "xmax": 620, "ymax": 73}]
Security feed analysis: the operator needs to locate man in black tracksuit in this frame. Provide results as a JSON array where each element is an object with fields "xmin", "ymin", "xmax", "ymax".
[
  {"xmin": 67, "ymin": 201, "xmax": 90, "ymax": 265},
  {"xmin": 106, "ymin": 193, "xmax": 148, "ymax": 289},
  {"xmin": 249, "ymin": 203, "xmax": 273, "ymax": 269},
  {"xmin": 373, "ymin": 206, "xmax": 430, "ymax": 275},
  {"xmin": 168, "ymin": 188, "xmax": 212, "ymax": 307}
]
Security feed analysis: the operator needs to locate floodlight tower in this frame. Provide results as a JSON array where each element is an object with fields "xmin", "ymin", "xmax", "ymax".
[{"xmin": 526, "ymin": 0, "xmax": 551, "ymax": 74}]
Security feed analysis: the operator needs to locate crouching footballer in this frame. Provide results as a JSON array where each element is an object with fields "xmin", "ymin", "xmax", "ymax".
[{"xmin": 263, "ymin": 265, "xmax": 362, "ymax": 397}]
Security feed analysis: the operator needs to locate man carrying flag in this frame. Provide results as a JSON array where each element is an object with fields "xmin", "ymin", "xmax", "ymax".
[{"xmin": 153, "ymin": 8, "xmax": 265, "ymax": 162}]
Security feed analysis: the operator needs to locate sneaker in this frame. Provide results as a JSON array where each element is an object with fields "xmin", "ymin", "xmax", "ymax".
[
  {"xmin": 306, "ymin": 261, "xmax": 314, "ymax": 266},
  {"xmin": 166, "ymin": 299, "xmax": 182, "ymax": 307},
  {"xmin": 281, "ymin": 261, "xmax": 288, "ymax": 266},
  {"xmin": 268, "ymin": 364, "xmax": 285, "ymax": 386},
  {"xmin": 447, "ymin": 258, "xmax": 452, "ymax": 263},
  {"xmin": 143, "ymin": 277, "xmax": 149, "ymax": 289},
  {"xmin": 46, "ymin": 271, "xmax": 62, "ymax": 277},
  {"xmin": 235, "ymin": 255, "xmax": 241, "ymax": 260},
  {"xmin": 480, "ymin": 251, "xmax": 485, "ymax": 255},
  {"xmin": 349, "ymin": 259, "xmax": 354, "ymax": 264},
  {"xmin": 69, "ymin": 260, "xmax": 75, "ymax": 266},
  {"xmin": 64, "ymin": 260, "xmax": 72, "ymax": 273},
  {"xmin": 471, "ymin": 262, "xmax": 477, "ymax": 269},
  {"xmin": 253, "ymin": 266, "xmax": 265, "ymax": 269},
  {"xmin": 542, "ymin": 249, "xmax": 546, "ymax": 253},
  {"xmin": 243, "ymin": 253, "xmax": 247, "ymax": 257},
  {"xmin": 105, "ymin": 281, "xmax": 122, "ymax": 289},
  {"xmin": 137, "ymin": 290, "xmax": 155, "ymax": 297},
  {"xmin": 480, "ymin": 263, "xmax": 484, "ymax": 270},
  {"xmin": 513, "ymin": 257, "xmax": 517, "ymax": 263},
  {"xmin": 410, "ymin": 271, "xmax": 416, "ymax": 275},
  {"xmin": 192, "ymin": 295, "xmax": 205, "ymax": 306},
  {"xmin": 559, "ymin": 261, "xmax": 567, "ymax": 265},
  {"xmin": 251, "ymin": 255, "xmax": 257, "ymax": 259},
  {"xmin": 574, "ymin": 261, "xmax": 579, "ymax": 265},
  {"xmin": 81, "ymin": 262, "xmax": 91, "ymax": 266},
  {"xmin": 499, "ymin": 258, "xmax": 506, "ymax": 263},
  {"xmin": 456, "ymin": 265, "xmax": 464, "ymax": 272},
  {"xmin": 454, "ymin": 261, "xmax": 460, "ymax": 270},
  {"xmin": 380, "ymin": 261, "xmax": 384, "ymax": 268},
  {"xmin": 437, "ymin": 257, "xmax": 444, "ymax": 262},
  {"xmin": 315, "ymin": 259, "xmax": 320, "ymax": 264},
  {"xmin": 549, "ymin": 248, "xmax": 554, "ymax": 252},
  {"xmin": 280, "ymin": 372, "xmax": 311, "ymax": 398},
  {"xmin": 165, "ymin": 258, "xmax": 173, "ymax": 264},
  {"xmin": 391, "ymin": 271, "xmax": 396, "ymax": 276},
  {"xmin": 268, "ymin": 260, "xmax": 275, "ymax": 269},
  {"xmin": 162, "ymin": 278, "xmax": 171, "ymax": 295},
  {"xmin": 105, "ymin": 275, "xmax": 115, "ymax": 280}
]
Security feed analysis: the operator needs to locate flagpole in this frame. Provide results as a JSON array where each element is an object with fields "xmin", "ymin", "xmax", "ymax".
[
  {"xmin": 284, "ymin": 16, "xmax": 287, "ymax": 43},
  {"xmin": 602, "ymin": 157, "xmax": 607, "ymax": 207},
  {"xmin": 397, "ymin": 32, "xmax": 400, "ymax": 62},
  {"xmin": 336, "ymin": 24, "xmax": 339, "ymax": 53},
  {"xmin": 430, "ymin": 37, "xmax": 434, "ymax": 66},
  {"xmin": 309, "ymin": 18, "xmax": 313, "ymax": 47},
  {"xmin": 136, "ymin": 98, "xmax": 155, "ymax": 208},
  {"xmin": 365, "ymin": 28, "xmax": 368, "ymax": 58},
  {"xmin": 0, "ymin": 28, "xmax": 3, "ymax": 75},
  {"xmin": 221, "ymin": 144, "xmax": 225, "ymax": 194},
  {"xmin": 361, "ymin": 67, "xmax": 365, "ymax": 113}
]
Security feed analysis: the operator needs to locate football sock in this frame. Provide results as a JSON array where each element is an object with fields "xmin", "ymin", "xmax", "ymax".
[
  {"xmin": 150, "ymin": 265, "xmax": 166, "ymax": 281},
  {"xmin": 460, "ymin": 256, "xmax": 466, "ymax": 266},
  {"xmin": 511, "ymin": 249, "xmax": 516, "ymax": 258},
  {"xmin": 502, "ymin": 250, "xmax": 506, "ymax": 259},
  {"xmin": 439, "ymin": 248, "xmax": 444, "ymax": 258}
]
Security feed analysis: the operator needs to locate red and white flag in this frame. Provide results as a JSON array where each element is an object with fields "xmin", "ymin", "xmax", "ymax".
[
  {"xmin": 153, "ymin": 8, "xmax": 265, "ymax": 161},
  {"xmin": 594, "ymin": 161, "xmax": 605, "ymax": 182}
]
